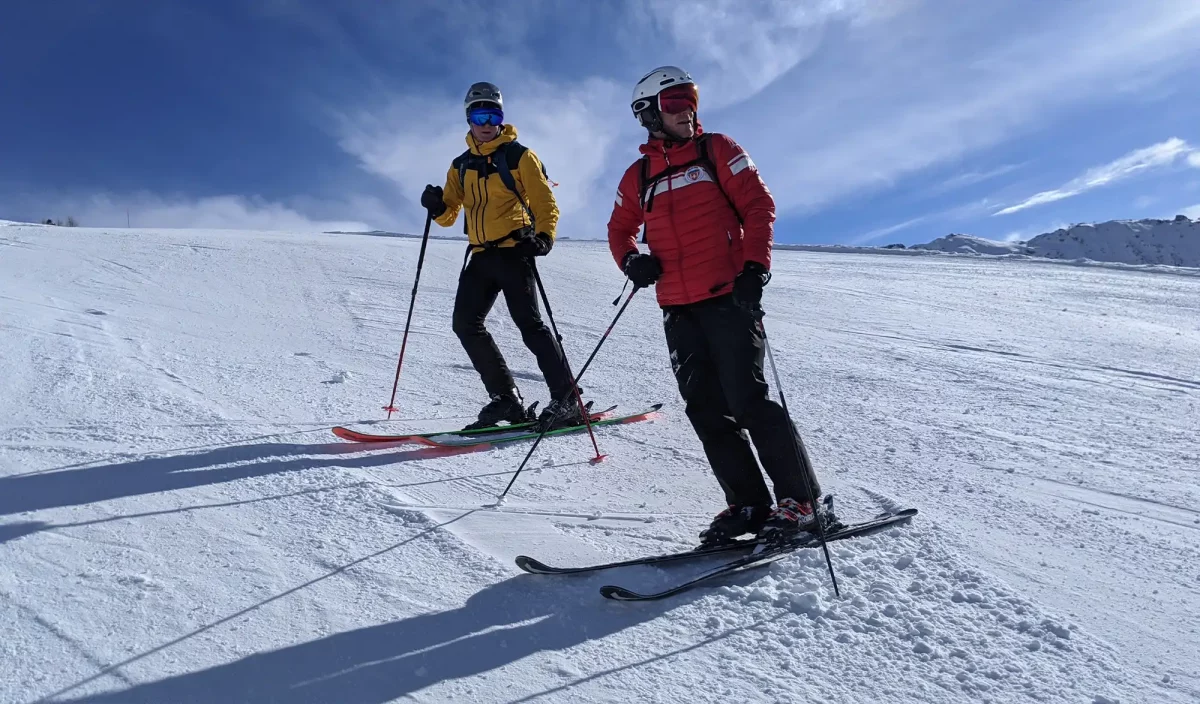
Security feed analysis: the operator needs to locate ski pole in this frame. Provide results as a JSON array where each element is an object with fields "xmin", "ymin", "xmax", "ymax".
[
  {"xmin": 498, "ymin": 286, "xmax": 641, "ymax": 501},
  {"xmin": 530, "ymin": 261, "xmax": 604, "ymax": 462},
  {"xmin": 757, "ymin": 312, "xmax": 840, "ymax": 597},
  {"xmin": 383, "ymin": 213, "xmax": 433, "ymax": 419}
]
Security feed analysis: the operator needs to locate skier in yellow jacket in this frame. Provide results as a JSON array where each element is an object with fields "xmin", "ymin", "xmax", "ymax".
[{"xmin": 420, "ymin": 81, "xmax": 582, "ymax": 431}]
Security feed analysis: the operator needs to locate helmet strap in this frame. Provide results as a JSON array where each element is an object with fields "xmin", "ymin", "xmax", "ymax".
[{"xmin": 637, "ymin": 107, "xmax": 664, "ymax": 135}]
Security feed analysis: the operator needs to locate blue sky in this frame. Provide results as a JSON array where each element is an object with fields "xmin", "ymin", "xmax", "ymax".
[{"xmin": 3, "ymin": 0, "xmax": 1200, "ymax": 244}]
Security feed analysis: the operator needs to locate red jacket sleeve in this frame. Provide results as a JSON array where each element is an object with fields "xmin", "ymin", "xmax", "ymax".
[
  {"xmin": 710, "ymin": 134, "xmax": 775, "ymax": 269},
  {"xmin": 606, "ymin": 163, "xmax": 645, "ymax": 269}
]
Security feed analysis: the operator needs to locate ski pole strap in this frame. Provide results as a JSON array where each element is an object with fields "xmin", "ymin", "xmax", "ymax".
[{"xmin": 612, "ymin": 277, "xmax": 631, "ymax": 306}]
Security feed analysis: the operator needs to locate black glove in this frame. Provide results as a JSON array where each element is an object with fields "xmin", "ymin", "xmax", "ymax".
[
  {"xmin": 515, "ymin": 232, "xmax": 553, "ymax": 257},
  {"xmin": 732, "ymin": 261, "xmax": 771, "ymax": 314},
  {"xmin": 420, "ymin": 184, "xmax": 446, "ymax": 218},
  {"xmin": 622, "ymin": 251, "xmax": 663, "ymax": 288}
]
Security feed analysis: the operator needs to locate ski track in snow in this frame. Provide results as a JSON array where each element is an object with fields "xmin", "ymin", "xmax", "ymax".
[{"xmin": 1, "ymin": 227, "xmax": 1197, "ymax": 703}]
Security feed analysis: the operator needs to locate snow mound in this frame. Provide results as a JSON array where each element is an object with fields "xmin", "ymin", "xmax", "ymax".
[
  {"xmin": 911, "ymin": 234, "xmax": 1032, "ymax": 256},
  {"xmin": 1026, "ymin": 217, "xmax": 1200, "ymax": 267},
  {"xmin": 677, "ymin": 522, "xmax": 1140, "ymax": 703}
]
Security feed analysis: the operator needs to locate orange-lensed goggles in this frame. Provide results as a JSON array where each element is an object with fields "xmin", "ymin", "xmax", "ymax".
[{"xmin": 657, "ymin": 84, "xmax": 698, "ymax": 114}]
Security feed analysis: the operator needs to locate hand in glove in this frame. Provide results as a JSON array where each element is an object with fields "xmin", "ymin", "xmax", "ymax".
[
  {"xmin": 622, "ymin": 251, "xmax": 663, "ymax": 288},
  {"xmin": 732, "ymin": 260, "xmax": 771, "ymax": 314},
  {"xmin": 515, "ymin": 232, "xmax": 553, "ymax": 257},
  {"xmin": 420, "ymin": 184, "xmax": 446, "ymax": 218}
]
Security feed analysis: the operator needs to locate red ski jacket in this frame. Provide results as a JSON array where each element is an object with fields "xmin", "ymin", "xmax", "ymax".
[{"xmin": 607, "ymin": 128, "xmax": 776, "ymax": 307}]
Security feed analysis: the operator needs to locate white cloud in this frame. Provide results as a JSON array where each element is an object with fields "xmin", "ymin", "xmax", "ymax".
[
  {"xmin": 325, "ymin": 0, "xmax": 1200, "ymax": 238},
  {"xmin": 848, "ymin": 197, "xmax": 995, "ymax": 245},
  {"xmin": 1181, "ymin": 204, "xmax": 1200, "ymax": 219},
  {"xmin": 926, "ymin": 164, "xmax": 1026, "ymax": 197},
  {"xmin": 711, "ymin": 0, "xmax": 1200, "ymax": 213},
  {"xmin": 847, "ymin": 216, "xmax": 929, "ymax": 245},
  {"xmin": 12, "ymin": 193, "xmax": 383, "ymax": 232},
  {"xmin": 1189, "ymin": 152, "xmax": 1200, "ymax": 169},
  {"xmin": 994, "ymin": 138, "xmax": 1194, "ymax": 215},
  {"xmin": 335, "ymin": 76, "xmax": 627, "ymax": 238},
  {"xmin": 642, "ymin": 0, "xmax": 898, "ymax": 109}
]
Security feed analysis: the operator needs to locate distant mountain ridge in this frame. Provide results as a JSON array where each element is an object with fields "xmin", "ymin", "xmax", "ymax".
[{"xmin": 910, "ymin": 215, "xmax": 1199, "ymax": 267}]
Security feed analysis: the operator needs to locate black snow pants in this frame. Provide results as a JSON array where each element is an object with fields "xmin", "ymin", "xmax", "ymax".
[
  {"xmin": 663, "ymin": 294, "xmax": 822, "ymax": 508},
  {"xmin": 452, "ymin": 247, "xmax": 574, "ymax": 402}
]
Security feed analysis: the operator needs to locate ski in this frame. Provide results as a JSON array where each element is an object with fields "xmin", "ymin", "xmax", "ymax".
[
  {"xmin": 599, "ymin": 508, "xmax": 918, "ymax": 602},
  {"xmin": 516, "ymin": 536, "xmax": 761, "ymax": 575},
  {"xmin": 413, "ymin": 404, "xmax": 662, "ymax": 448},
  {"xmin": 516, "ymin": 495, "xmax": 839, "ymax": 575},
  {"xmin": 332, "ymin": 404, "xmax": 617, "ymax": 444}
]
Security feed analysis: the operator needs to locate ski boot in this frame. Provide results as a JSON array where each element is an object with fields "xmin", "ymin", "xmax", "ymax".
[
  {"xmin": 756, "ymin": 497, "xmax": 832, "ymax": 544},
  {"xmin": 534, "ymin": 392, "xmax": 588, "ymax": 432},
  {"xmin": 698, "ymin": 504, "xmax": 771, "ymax": 546},
  {"xmin": 463, "ymin": 391, "xmax": 536, "ymax": 431}
]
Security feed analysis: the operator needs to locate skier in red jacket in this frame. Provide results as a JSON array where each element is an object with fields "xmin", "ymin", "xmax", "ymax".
[{"xmin": 607, "ymin": 66, "xmax": 825, "ymax": 544}]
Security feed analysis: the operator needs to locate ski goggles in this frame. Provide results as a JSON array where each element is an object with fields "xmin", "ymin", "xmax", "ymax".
[
  {"xmin": 467, "ymin": 107, "xmax": 504, "ymax": 126},
  {"xmin": 634, "ymin": 83, "xmax": 698, "ymax": 115},
  {"xmin": 658, "ymin": 84, "xmax": 698, "ymax": 113}
]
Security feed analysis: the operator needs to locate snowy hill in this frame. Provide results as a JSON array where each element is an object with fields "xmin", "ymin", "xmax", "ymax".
[
  {"xmin": 904, "ymin": 216, "xmax": 1200, "ymax": 268},
  {"xmin": 1024, "ymin": 216, "xmax": 1200, "ymax": 267},
  {"xmin": 910, "ymin": 233, "xmax": 1032, "ymax": 256},
  {"xmin": 2, "ymin": 225, "xmax": 1198, "ymax": 702}
]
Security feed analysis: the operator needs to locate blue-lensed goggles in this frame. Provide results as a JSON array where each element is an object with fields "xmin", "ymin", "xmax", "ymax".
[{"xmin": 468, "ymin": 107, "xmax": 503, "ymax": 126}]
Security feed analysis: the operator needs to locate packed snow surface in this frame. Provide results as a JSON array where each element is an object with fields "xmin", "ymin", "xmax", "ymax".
[{"xmin": 2, "ymin": 225, "xmax": 1198, "ymax": 703}]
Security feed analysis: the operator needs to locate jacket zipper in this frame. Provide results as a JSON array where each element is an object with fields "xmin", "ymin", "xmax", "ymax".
[{"xmin": 662, "ymin": 146, "xmax": 690, "ymax": 303}]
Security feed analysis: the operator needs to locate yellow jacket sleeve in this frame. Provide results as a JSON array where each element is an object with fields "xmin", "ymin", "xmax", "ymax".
[
  {"xmin": 517, "ymin": 149, "xmax": 559, "ymax": 239},
  {"xmin": 434, "ymin": 165, "xmax": 463, "ymax": 229}
]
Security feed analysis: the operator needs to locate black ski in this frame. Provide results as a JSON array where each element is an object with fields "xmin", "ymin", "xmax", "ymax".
[
  {"xmin": 515, "ymin": 496, "xmax": 839, "ymax": 575},
  {"xmin": 599, "ymin": 508, "xmax": 917, "ymax": 601},
  {"xmin": 515, "ymin": 537, "xmax": 761, "ymax": 575}
]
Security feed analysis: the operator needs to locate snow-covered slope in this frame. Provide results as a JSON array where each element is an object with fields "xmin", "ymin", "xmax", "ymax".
[
  {"xmin": 2, "ymin": 225, "xmax": 1198, "ymax": 703},
  {"xmin": 906, "ymin": 216, "xmax": 1200, "ymax": 268},
  {"xmin": 1025, "ymin": 216, "xmax": 1200, "ymax": 267},
  {"xmin": 910, "ymin": 233, "xmax": 1032, "ymax": 256}
]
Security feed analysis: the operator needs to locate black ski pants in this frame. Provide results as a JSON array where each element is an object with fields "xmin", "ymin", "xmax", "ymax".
[
  {"xmin": 452, "ymin": 247, "xmax": 574, "ymax": 402},
  {"xmin": 663, "ymin": 294, "xmax": 822, "ymax": 508}
]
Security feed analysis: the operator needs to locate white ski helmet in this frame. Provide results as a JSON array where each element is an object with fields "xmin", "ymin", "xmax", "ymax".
[
  {"xmin": 631, "ymin": 66, "xmax": 695, "ymax": 129},
  {"xmin": 464, "ymin": 81, "xmax": 503, "ymax": 115}
]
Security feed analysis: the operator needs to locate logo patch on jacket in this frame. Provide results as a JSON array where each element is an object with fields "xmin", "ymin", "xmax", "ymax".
[{"xmin": 685, "ymin": 166, "xmax": 703, "ymax": 183}]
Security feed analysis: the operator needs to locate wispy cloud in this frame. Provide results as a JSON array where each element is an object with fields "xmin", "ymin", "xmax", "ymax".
[
  {"xmin": 847, "ymin": 216, "xmax": 930, "ymax": 245},
  {"xmin": 324, "ymin": 0, "xmax": 1200, "ymax": 239},
  {"xmin": 994, "ymin": 138, "xmax": 1197, "ymax": 216},
  {"xmin": 927, "ymin": 163, "xmax": 1026, "ymax": 197},
  {"xmin": 335, "ymin": 76, "xmax": 627, "ymax": 237},
  {"xmin": 3, "ymin": 192, "xmax": 385, "ymax": 232},
  {"xmin": 849, "ymin": 197, "xmax": 996, "ymax": 245},
  {"xmin": 643, "ymin": 0, "xmax": 899, "ymax": 109},
  {"xmin": 726, "ymin": 1, "xmax": 1200, "ymax": 214}
]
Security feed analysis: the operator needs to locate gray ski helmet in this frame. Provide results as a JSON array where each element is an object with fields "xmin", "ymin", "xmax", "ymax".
[{"xmin": 464, "ymin": 81, "xmax": 503, "ymax": 115}]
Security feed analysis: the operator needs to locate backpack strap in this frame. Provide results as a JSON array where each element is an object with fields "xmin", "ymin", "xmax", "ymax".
[
  {"xmin": 452, "ymin": 140, "xmax": 545, "ymax": 246},
  {"xmin": 635, "ymin": 134, "xmax": 742, "ymax": 225},
  {"xmin": 451, "ymin": 149, "xmax": 473, "ymax": 235},
  {"xmin": 491, "ymin": 142, "xmax": 529, "ymax": 217},
  {"xmin": 696, "ymin": 134, "xmax": 742, "ymax": 225}
]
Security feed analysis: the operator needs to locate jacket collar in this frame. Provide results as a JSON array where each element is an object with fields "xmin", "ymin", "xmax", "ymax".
[{"xmin": 466, "ymin": 124, "xmax": 518, "ymax": 156}]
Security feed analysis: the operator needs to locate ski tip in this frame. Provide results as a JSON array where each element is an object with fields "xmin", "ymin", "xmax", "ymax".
[
  {"xmin": 515, "ymin": 555, "xmax": 551, "ymax": 574},
  {"xmin": 599, "ymin": 585, "xmax": 643, "ymax": 601}
]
